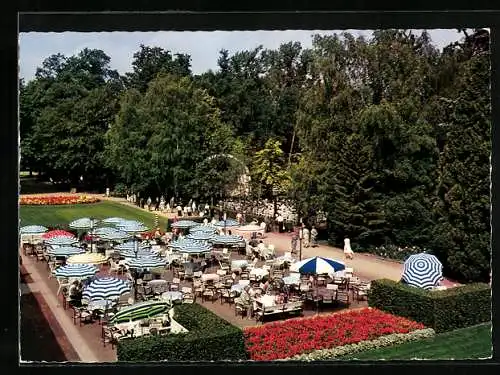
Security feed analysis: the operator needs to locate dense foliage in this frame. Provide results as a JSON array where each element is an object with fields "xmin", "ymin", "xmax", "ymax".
[
  {"xmin": 368, "ymin": 279, "xmax": 491, "ymax": 333},
  {"xmin": 116, "ymin": 304, "xmax": 247, "ymax": 361},
  {"xmin": 20, "ymin": 29, "xmax": 491, "ymax": 283}
]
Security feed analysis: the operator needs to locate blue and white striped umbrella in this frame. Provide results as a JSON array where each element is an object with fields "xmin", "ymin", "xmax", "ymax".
[
  {"xmin": 69, "ymin": 218, "xmax": 100, "ymax": 230},
  {"xmin": 186, "ymin": 231, "xmax": 217, "ymax": 241},
  {"xmin": 47, "ymin": 246, "xmax": 85, "ymax": 257},
  {"xmin": 402, "ymin": 253, "xmax": 443, "ymax": 290},
  {"xmin": 214, "ymin": 219, "xmax": 240, "ymax": 228},
  {"xmin": 114, "ymin": 241, "xmax": 150, "ymax": 251},
  {"xmin": 117, "ymin": 219, "xmax": 144, "ymax": 227},
  {"xmin": 82, "ymin": 277, "xmax": 131, "ymax": 301},
  {"xmin": 290, "ymin": 256, "xmax": 346, "ymax": 275},
  {"xmin": 20, "ymin": 225, "xmax": 48, "ymax": 234},
  {"xmin": 45, "ymin": 236, "xmax": 79, "ymax": 246},
  {"xmin": 120, "ymin": 249, "xmax": 158, "ymax": 258},
  {"xmin": 210, "ymin": 235, "xmax": 245, "ymax": 245},
  {"xmin": 93, "ymin": 227, "xmax": 119, "ymax": 236},
  {"xmin": 117, "ymin": 223, "xmax": 149, "ymax": 233},
  {"xmin": 101, "ymin": 217, "xmax": 129, "ymax": 225},
  {"xmin": 53, "ymin": 263, "xmax": 99, "ymax": 278},
  {"xmin": 178, "ymin": 240, "xmax": 212, "ymax": 254},
  {"xmin": 99, "ymin": 230, "xmax": 131, "ymax": 242},
  {"xmin": 170, "ymin": 238, "xmax": 201, "ymax": 250},
  {"xmin": 124, "ymin": 256, "xmax": 168, "ymax": 269},
  {"xmin": 171, "ymin": 220, "xmax": 199, "ymax": 229},
  {"xmin": 190, "ymin": 225, "xmax": 217, "ymax": 234}
]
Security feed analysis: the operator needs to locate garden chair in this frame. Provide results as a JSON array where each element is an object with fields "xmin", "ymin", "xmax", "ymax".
[
  {"xmin": 170, "ymin": 278, "xmax": 181, "ymax": 291},
  {"xmin": 182, "ymin": 290, "xmax": 195, "ymax": 304},
  {"xmin": 216, "ymin": 269, "xmax": 227, "ymax": 276},
  {"xmin": 56, "ymin": 277, "xmax": 70, "ymax": 296},
  {"xmin": 72, "ymin": 306, "xmax": 93, "ymax": 326},
  {"xmin": 336, "ymin": 290, "xmax": 350, "ymax": 306},
  {"xmin": 218, "ymin": 260, "xmax": 230, "ymax": 272},
  {"xmin": 234, "ymin": 301, "xmax": 249, "ymax": 318},
  {"xmin": 202, "ymin": 285, "xmax": 216, "ymax": 303}
]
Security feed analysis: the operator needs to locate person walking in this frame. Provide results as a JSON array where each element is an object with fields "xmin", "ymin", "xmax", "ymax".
[
  {"xmin": 291, "ymin": 233, "xmax": 298, "ymax": 254},
  {"xmin": 344, "ymin": 237, "xmax": 354, "ymax": 260},
  {"xmin": 277, "ymin": 214, "xmax": 284, "ymax": 233},
  {"xmin": 146, "ymin": 197, "xmax": 152, "ymax": 211},
  {"xmin": 311, "ymin": 226, "xmax": 318, "ymax": 247},
  {"xmin": 302, "ymin": 227, "xmax": 310, "ymax": 248}
]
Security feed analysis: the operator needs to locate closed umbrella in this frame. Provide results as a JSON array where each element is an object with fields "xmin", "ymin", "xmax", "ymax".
[
  {"xmin": 289, "ymin": 256, "xmax": 345, "ymax": 275},
  {"xmin": 66, "ymin": 252, "xmax": 107, "ymax": 265},
  {"xmin": 82, "ymin": 277, "xmax": 131, "ymax": 301},
  {"xmin": 53, "ymin": 263, "xmax": 99, "ymax": 279},
  {"xmin": 402, "ymin": 253, "xmax": 443, "ymax": 290},
  {"xmin": 47, "ymin": 246, "xmax": 85, "ymax": 258},
  {"xmin": 109, "ymin": 300, "xmax": 170, "ymax": 324}
]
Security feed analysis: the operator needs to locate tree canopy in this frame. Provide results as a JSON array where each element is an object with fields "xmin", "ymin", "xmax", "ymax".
[{"xmin": 20, "ymin": 29, "xmax": 491, "ymax": 283}]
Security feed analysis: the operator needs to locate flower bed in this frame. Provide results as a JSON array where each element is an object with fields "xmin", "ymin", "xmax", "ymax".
[
  {"xmin": 243, "ymin": 307, "xmax": 426, "ymax": 361},
  {"xmin": 20, "ymin": 195, "xmax": 100, "ymax": 205}
]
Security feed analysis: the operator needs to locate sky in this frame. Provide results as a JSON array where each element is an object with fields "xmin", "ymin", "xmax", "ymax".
[{"xmin": 19, "ymin": 29, "xmax": 466, "ymax": 82}]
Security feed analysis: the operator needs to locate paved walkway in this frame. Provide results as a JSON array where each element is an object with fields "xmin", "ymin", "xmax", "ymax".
[{"xmin": 21, "ymin": 254, "xmax": 99, "ymax": 362}]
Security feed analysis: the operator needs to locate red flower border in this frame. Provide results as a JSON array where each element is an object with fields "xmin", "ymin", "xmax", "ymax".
[
  {"xmin": 20, "ymin": 195, "xmax": 100, "ymax": 206},
  {"xmin": 243, "ymin": 307, "xmax": 426, "ymax": 361}
]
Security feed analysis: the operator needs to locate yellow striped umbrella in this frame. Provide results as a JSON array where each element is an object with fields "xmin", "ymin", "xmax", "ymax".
[{"xmin": 66, "ymin": 252, "xmax": 107, "ymax": 265}]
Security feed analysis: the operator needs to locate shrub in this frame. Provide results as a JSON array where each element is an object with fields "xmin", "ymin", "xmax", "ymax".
[
  {"xmin": 116, "ymin": 304, "xmax": 247, "ymax": 361},
  {"xmin": 368, "ymin": 279, "xmax": 491, "ymax": 333},
  {"xmin": 286, "ymin": 328, "xmax": 436, "ymax": 361}
]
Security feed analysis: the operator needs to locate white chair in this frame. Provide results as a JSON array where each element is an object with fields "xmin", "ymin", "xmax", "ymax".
[
  {"xmin": 56, "ymin": 277, "xmax": 70, "ymax": 296},
  {"xmin": 216, "ymin": 269, "xmax": 227, "ymax": 276},
  {"xmin": 326, "ymin": 284, "xmax": 338, "ymax": 290}
]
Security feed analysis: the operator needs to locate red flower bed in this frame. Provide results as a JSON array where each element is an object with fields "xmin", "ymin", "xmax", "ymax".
[
  {"xmin": 20, "ymin": 195, "xmax": 100, "ymax": 205},
  {"xmin": 244, "ymin": 307, "xmax": 426, "ymax": 361}
]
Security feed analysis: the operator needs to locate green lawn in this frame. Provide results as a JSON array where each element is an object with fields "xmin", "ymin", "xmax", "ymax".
[
  {"xmin": 343, "ymin": 323, "xmax": 492, "ymax": 360},
  {"xmin": 20, "ymin": 200, "xmax": 170, "ymax": 230}
]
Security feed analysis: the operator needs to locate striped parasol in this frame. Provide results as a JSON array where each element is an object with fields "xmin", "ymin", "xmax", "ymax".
[
  {"xmin": 114, "ymin": 241, "xmax": 150, "ymax": 251},
  {"xmin": 53, "ymin": 263, "xmax": 99, "ymax": 279},
  {"xmin": 124, "ymin": 256, "xmax": 168, "ymax": 269},
  {"xmin": 69, "ymin": 217, "xmax": 100, "ymax": 230},
  {"xmin": 20, "ymin": 225, "xmax": 48, "ymax": 234},
  {"xmin": 402, "ymin": 253, "xmax": 443, "ymax": 290},
  {"xmin": 210, "ymin": 235, "xmax": 245, "ymax": 246},
  {"xmin": 214, "ymin": 219, "xmax": 240, "ymax": 228},
  {"xmin": 93, "ymin": 227, "xmax": 120, "ymax": 236},
  {"xmin": 190, "ymin": 225, "xmax": 217, "ymax": 234},
  {"xmin": 42, "ymin": 230, "xmax": 75, "ymax": 239},
  {"xmin": 99, "ymin": 230, "xmax": 131, "ymax": 242},
  {"xmin": 186, "ymin": 231, "xmax": 217, "ymax": 242},
  {"xmin": 44, "ymin": 235, "xmax": 79, "ymax": 246},
  {"xmin": 117, "ymin": 223, "xmax": 149, "ymax": 233},
  {"xmin": 290, "ymin": 256, "xmax": 346, "ymax": 275},
  {"xmin": 66, "ymin": 252, "xmax": 107, "ymax": 265},
  {"xmin": 178, "ymin": 240, "xmax": 212, "ymax": 254},
  {"xmin": 109, "ymin": 300, "xmax": 170, "ymax": 324},
  {"xmin": 171, "ymin": 220, "xmax": 199, "ymax": 229},
  {"xmin": 101, "ymin": 217, "xmax": 129, "ymax": 225},
  {"xmin": 47, "ymin": 246, "xmax": 85, "ymax": 257},
  {"xmin": 82, "ymin": 277, "xmax": 131, "ymax": 301},
  {"xmin": 170, "ymin": 238, "xmax": 201, "ymax": 250},
  {"xmin": 119, "ymin": 249, "xmax": 157, "ymax": 258}
]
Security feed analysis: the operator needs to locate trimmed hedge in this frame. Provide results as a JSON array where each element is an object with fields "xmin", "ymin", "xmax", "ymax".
[
  {"xmin": 285, "ymin": 328, "xmax": 436, "ymax": 361},
  {"xmin": 368, "ymin": 279, "xmax": 491, "ymax": 333},
  {"xmin": 117, "ymin": 304, "xmax": 248, "ymax": 361}
]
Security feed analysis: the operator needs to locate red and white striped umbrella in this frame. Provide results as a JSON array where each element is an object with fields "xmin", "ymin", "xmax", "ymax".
[{"xmin": 42, "ymin": 230, "xmax": 76, "ymax": 239}]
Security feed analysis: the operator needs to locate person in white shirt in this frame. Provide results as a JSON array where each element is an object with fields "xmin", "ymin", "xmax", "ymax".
[
  {"xmin": 344, "ymin": 237, "xmax": 354, "ymax": 259},
  {"xmin": 259, "ymin": 220, "xmax": 266, "ymax": 233},
  {"xmin": 277, "ymin": 214, "xmax": 284, "ymax": 233}
]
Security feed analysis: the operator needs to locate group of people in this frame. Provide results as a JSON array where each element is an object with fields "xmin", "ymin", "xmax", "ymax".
[{"xmin": 290, "ymin": 226, "xmax": 319, "ymax": 252}]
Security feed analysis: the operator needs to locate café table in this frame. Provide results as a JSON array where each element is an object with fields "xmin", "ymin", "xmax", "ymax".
[
  {"xmin": 161, "ymin": 291, "xmax": 183, "ymax": 303},
  {"xmin": 201, "ymin": 273, "xmax": 220, "ymax": 283}
]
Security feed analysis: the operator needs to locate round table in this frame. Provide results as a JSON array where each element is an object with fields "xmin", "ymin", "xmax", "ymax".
[{"xmin": 161, "ymin": 291, "xmax": 183, "ymax": 302}]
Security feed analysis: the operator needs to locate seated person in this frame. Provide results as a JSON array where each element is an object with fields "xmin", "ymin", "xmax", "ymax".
[{"xmin": 68, "ymin": 280, "xmax": 83, "ymax": 306}]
